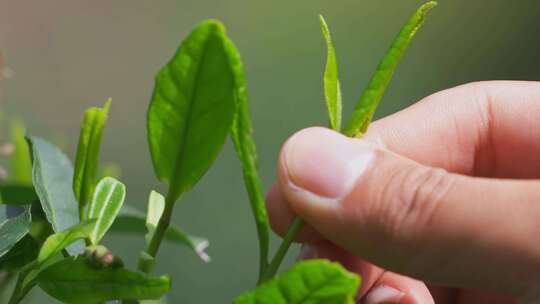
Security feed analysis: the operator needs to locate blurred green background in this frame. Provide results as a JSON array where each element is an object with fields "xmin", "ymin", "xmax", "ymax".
[{"xmin": 1, "ymin": 0, "xmax": 539, "ymax": 302}]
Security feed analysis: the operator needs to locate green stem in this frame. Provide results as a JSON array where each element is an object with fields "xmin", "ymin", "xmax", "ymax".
[
  {"xmin": 8, "ymin": 270, "xmax": 34, "ymax": 304},
  {"xmin": 0, "ymin": 272, "xmax": 15, "ymax": 299},
  {"xmin": 138, "ymin": 190, "xmax": 176, "ymax": 274},
  {"xmin": 79, "ymin": 201, "xmax": 86, "ymax": 221},
  {"xmin": 258, "ymin": 217, "xmax": 303, "ymax": 284}
]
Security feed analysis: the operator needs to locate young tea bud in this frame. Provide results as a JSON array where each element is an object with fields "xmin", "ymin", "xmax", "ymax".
[{"xmin": 83, "ymin": 245, "xmax": 124, "ymax": 269}]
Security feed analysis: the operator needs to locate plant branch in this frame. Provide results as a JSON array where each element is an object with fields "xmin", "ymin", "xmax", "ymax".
[
  {"xmin": 258, "ymin": 217, "xmax": 303, "ymax": 284},
  {"xmin": 8, "ymin": 269, "xmax": 34, "ymax": 304}
]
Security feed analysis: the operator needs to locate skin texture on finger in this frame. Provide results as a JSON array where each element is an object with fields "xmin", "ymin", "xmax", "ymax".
[
  {"xmin": 267, "ymin": 129, "xmax": 521, "ymax": 303},
  {"xmin": 364, "ymin": 271, "xmax": 434, "ymax": 304},
  {"xmin": 363, "ymin": 81, "xmax": 540, "ymax": 178},
  {"xmin": 277, "ymin": 127, "xmax": 540, "ymax": 298},
  {"xmin": 266, "ymin": 184, "xmax": 323, "ymax": 242}
]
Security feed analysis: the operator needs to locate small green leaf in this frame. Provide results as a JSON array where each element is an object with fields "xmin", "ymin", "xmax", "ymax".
[
  {"xmin": 343, "ymin": 1, "xmax": 437, "ymax": 137},
  {"xmin": 228, "ymin": 37, "xmax": 270, "ymax": 275},
  {"xmin": 87, "ymin": 177, "xmax": 126, "ymax": 244},
  {"xmin": 37, "ymin": 220, "xmax": 96, "ymax": 266},
  {"xmin": 0, "ymin": 185, "xmax": 37, "ymax": 206},
  {"xmin": 9, "ymin": 119, "xmax": 32, "ymax": 186},
  {"xmin": 37, "ymin": 257, "xmax": 171, "ymax": 303},
  {"xmin": 0, "ymin": 205, "xmax": 32, "ymax": 258},
  {"xmin": 319, "ymin": 15, "xmax": 342, "ymax": 132},
  {"xmin": 146, "ymin": 191, "xmax": 165, "ymax": 229},
  {"xmin": 234, "ymin": 260, "xmax": 361, "ymax": 304},
  {"xmin": 145, "ymin": 191, "xmax": 165, "ymax": 245},
  {"xmin": 73, "ymin": 99, "xmax": 111, "ymax": 216},
  {"xmin": 111, "ymin": 205, "xmax": 210, "ymax": 262},
  {"xmin": 26, "ymin": 136, "xmax": 82, "ymax": 255},
  {"xmin": 147, "ymin": 20, "xmax": 239, "ymax": 202},
  {"xmin": 147, "ymin": 191, "xmax": 210, "ymax": 262}
]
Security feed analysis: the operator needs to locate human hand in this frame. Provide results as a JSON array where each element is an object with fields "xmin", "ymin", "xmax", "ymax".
[{"xmin": 266, "ymin": 81, "xmax": 540, "ymax": 303}]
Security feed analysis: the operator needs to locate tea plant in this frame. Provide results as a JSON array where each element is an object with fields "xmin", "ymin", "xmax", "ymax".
[{"xmin": 0, "ymin": 2, "xmax": 436, "ymax": 303}]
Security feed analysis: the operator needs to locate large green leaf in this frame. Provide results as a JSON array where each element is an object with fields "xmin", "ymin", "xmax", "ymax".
[
  {"xmin": 234, "ymin": 260, "xmax": 361, "ymax": 304},
  {"xmin": 9, "ymin": 120, "xmax": 32, "ymax": 186},
  {"xmin": 0, "ymin": 205, "xmax": 32, "ymax": 258},
  {"xmin": 37, "ymin": 220, "xmax": 96, "ymax": 266},
  {"xmin": 147, "ymin": 19, "xmax": 239, "ymax": 202},
  {"xmin": 73, "ymin": 99, "xmax": 111, "ymax": 216},
  {"xmin": 0, "ymin": 185, "xmax": 37, "ymax": 206},
  {"xmin": 87, "ymin": 177, "xmax": 125, "ymax": 244},
  {"xmin": 110, "ymin": 205, "xmax": 210, "ymax": 262},
  {"xmin": 26, "ymin": 136, "xmax": 82, "ymax": 255},
  {"xmin": 37, "ymin": 257, "xmax": 171, "ymax": 303},
  {"xmin": 343, "ymin": 1, "xmax": 437, "ymax": 137},
  {"xmin": 319, "ymin": 15, "xmax": 342, "ymax": 132},
  {"xmin": 228, "ymin": 36, "xmax": 270, "ymax": 276}
]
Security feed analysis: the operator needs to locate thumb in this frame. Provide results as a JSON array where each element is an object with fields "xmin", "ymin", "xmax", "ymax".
[{"xmin": 278, "ymin": 127, "xmax": 540, "ymax": 298}]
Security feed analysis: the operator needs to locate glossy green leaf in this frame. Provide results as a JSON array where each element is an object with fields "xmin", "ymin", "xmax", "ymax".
[
  {"xmin": 0, "ymin": 235, "xmax": 39, "ymax": 272},
  {"xmin": 234, "ymin": 260, "xmax": 361, "ymax": 304},
  {"xmin": 343, "ymin": 1, "xmax": 437, "ymax": 137},
  {"xmin": 147, "ymin": 20, "xmax": 238, "ymax": 202},
  {"xmin": 26, "ymin": 136, "xmax": 82, "ymax": 255},
  {"xmin": 73, "ymin": 99, "xmax": 111, "ymax": 216},
  {"xmin": 87, "ymin": 177, "xmax": 126, "ymax": 244},
  {"xmin": 0, "ymin": 185, "xmax": 37, "ymax": 206},
  {"xmin": 37, "ymin": 257, "xmax": 171, "ymax": 303},
  {"xmin": 0, "ymin": 205, "xmax": 31, "ymax": 258},
  {"xmin": 319, "ymin": 15, "xmax": 342, "ymax": 132},
  {"xmin": 228, "ymin": 36, "xmax": 270, "ymax": 276},
  {"xmin": 9, "ymin": 120, "xmax": 32, "ymax": 186},
  {"xmin": 37, "ymin": 220, "xmax": 96, "ymax": 266},
  {"xmin": 111, "ymin": 205, "xmax": 210, "ymax": 262}
]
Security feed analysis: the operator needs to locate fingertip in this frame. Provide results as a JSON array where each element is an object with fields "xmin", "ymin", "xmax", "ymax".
[
  {"xmin": 365, "ymin": 272, "xmax": 434, "ymax": 304},
  {"xmin": 265, "ymin": 184, "xmax": 322, "ymax": 243},
  {"xmin": 278, "ymin": 126, "xmax": 367, "ymax": 199},
  {"xmin": 265, "ymin": 184, "xmax": 293, "ymax": 236}
]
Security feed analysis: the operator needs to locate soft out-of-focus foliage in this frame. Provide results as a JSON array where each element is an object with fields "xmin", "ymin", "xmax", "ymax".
[{"xmin": 1, "ymin": 1, "xmax": 540, "ymax": 302}]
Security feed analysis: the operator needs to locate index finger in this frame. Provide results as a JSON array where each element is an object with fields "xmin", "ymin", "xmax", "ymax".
[{"xmin": 363, "ymin": 80, "xmax": 540, "ymax": 178}]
